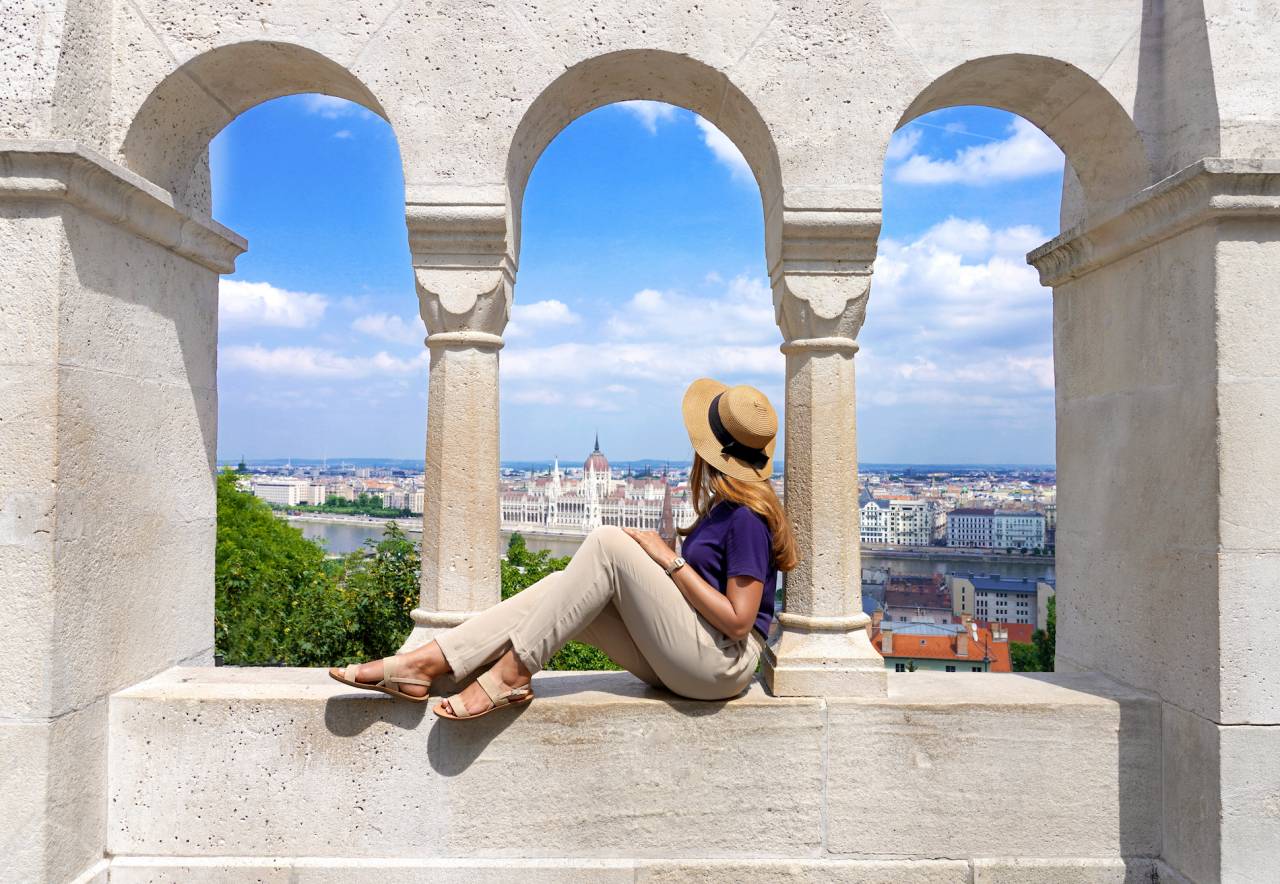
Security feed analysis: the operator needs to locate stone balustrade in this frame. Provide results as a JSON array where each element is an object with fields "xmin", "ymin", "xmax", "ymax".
[{"xmin": 106, "ymin": 668, "xmax": 1161, "ymax": 883}]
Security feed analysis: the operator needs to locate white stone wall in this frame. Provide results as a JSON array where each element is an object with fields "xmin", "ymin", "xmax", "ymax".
[{"xmin": 5, "ymin": 3, "xmax": 1280, "ymax": 881}]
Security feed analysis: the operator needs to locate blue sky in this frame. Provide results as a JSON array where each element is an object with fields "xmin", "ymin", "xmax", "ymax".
[{"xmin": 211, "ymin": 97, "xmax": 1063, "ymax": 465}]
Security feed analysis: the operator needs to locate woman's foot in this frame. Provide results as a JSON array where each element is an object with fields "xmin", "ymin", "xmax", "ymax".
[
  {"xmin": 341, "ymin": 641, "xmax": 450, "ymax": 699},
  {"xmin": 435, "ymin": 648, "xmax": 532, "ymax": 716}
]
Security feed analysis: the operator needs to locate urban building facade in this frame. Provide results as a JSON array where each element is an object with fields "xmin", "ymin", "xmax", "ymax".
[
  {"xmin": 501, "ymin": 440, "xmax": 695, "ymax": 536},
  {"xmin": 948, "ymin": 574, "xmax": 1056, "ymax": 630},
  {"xmin": 946, "ymin": 508, "xmax": 1047, "ymax": 551},
  {"xmin": 859, "ymin": 496, "xmax": 934, "ymax": 546}
]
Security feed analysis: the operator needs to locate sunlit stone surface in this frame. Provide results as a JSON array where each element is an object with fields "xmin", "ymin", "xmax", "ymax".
[{"xmin": 3, "ymin": 3, "xmax": 1280, "ymax": 881}]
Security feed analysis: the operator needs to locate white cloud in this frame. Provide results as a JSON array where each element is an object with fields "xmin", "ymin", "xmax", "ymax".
[
  {"xmin": 502, "ymin": 274, "xmax": 783, "ymax": 409},
  {"xmin": 615, "ymin": 100, "xmax": 679, "ymax": 134},
  {"xmin": 220, "ymin": 280, "xmax": 328, "ymax": 329},
  {"xmin": 885, "ymin": 127, "xmax": 922, "ymax": 162},
  {"xmin": 333, "ymin": 129, "xmax": 353, "ymax": 139},
  {"xmin": 855, "ymin": 216, "xmax": 1055, "ymax": 421},
  {"xmin": 299, "ymin": 94, "xmax": 371, "ymax": 120},
  {"xmin": 893, "ymin": 117, "xmax": 1062, "ymax": 185},
  {"xmin": 507, "ymin": 299, "xmax": 581, "ymax": 338},
  {"xmin": 693, "ymin": 116, "xmax": 753, "ymax": 185},
  {"xmin": 506, "ymin": 388, "xmax": 564, "ymax": 405},
  {"xmin": 222, "ymin": 345, "xmax": 426, "ymax": 379},
  {"xmin": 352, "ymin": 313, "xmax": 424, "ymax": 345},
  {"xmin": 604, "ymin": 274, "xmax": 776, "ymax": 346}
]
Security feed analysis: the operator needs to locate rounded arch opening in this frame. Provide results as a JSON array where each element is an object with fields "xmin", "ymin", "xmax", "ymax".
[
  {"xmin": 507, "ymin": 50, "xmax": 784, "ymax": 262},
  {"xmin": 122, "ymin": 41, "xmax": 391, "ymax": 212},
  {"xmin": 863, "ymin": 103, "xmax": 1062, "ymax": 673},
  {"xmin": 897, "ymin": 54, "xmax": 1151, "ymax": 222}
]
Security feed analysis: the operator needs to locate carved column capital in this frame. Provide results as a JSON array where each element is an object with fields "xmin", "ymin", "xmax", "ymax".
[
  {"xmin": 771, "ymin": 207, "xmax": 880, "ymax": 347},
  {"xmin": 406, "ymin": 197, "xmax": 514, "ymax": 344}
]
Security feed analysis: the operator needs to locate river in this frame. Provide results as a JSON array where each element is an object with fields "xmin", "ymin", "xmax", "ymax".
[{"xmin": 290, "ymin": 518, "xmax": 1055, "ymax": 582}]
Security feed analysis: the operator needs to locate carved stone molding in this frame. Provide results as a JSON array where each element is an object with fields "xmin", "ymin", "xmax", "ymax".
[
  {"xmin": 407, "ymin": 197, "xmax": 515, "ymax": 339},
  {"xmin": 0, "ymin": 140, "xmax": 246, "ymax": 273},
  {"xmin": 1029, "ymin": 158, "xmax": 1280, "ymax": 287},
  {"xmin": 771, "ymin": 206, "xmax": 880, "ymax": 345}
]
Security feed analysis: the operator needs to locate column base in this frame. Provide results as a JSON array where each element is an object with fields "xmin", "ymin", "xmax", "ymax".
[
  {"xmin": 399, "ymin": 607, "xmax": 487, "ymax": 650},
  {"xmin": 762, "ymin": 613, "xmax": 888, "ymax": 697},
  {"xmin": 399, "ymin": 608, "xmax": 491, "ymax": 695}
]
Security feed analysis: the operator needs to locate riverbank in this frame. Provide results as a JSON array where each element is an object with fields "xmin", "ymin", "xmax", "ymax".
[{"xmin": 284, "ymin": 516, "xmax": 1056, "ymax": 580}]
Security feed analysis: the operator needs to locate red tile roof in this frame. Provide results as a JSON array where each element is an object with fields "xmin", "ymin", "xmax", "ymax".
[{"xmin": 871, "ymin": 626, "xmax": 1011, "ymax": 672}]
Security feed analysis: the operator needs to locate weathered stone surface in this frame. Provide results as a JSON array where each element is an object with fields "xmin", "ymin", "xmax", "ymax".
[
  {"xmin": 637, "ymin": 859, "xmax": 969, "ymax": 883},
  {"xmin": 108, "ymin": 669, "xmax": 1160, "ymax": 869},
  {"xmin": 971, "ymin": 857, "xmax": 1153, "ymax": 883},
  {"xmin": 826, "ymin": 673, "xmax": 1161, "ymax": 860},
  {"xmin": 7, "ymin": 4, "xmax": 1280, "ymax": 881},
  {"xmin": 0, "ymin": 701, "xmax": 107, "ymax": 884},
  {"xmin": 1163, "ymin": 701, "xmax": 1280, "ymax": 884},
  {"xmin": 109, "ymin": 670, "xmax": 825, "ymax": 860},
  {"xmin": 107, "ymin": 857, "xmax": 971, "ymax": 883}
]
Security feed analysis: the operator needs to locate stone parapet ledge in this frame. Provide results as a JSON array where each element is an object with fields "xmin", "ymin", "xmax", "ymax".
[
  {"xmin": 108, "ymin": 668, "xmax": 1160, "ymax": 880},
  {"xmin": 1027, "ymin": 158, "xmax": 1280, "ymax": 287},
  {"xmin": 0, "ymin": 140, "xmax": 246, "ymax": 273}
]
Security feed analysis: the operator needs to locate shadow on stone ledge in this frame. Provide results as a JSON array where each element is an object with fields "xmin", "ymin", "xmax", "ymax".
[{"xmin": 322, "ymin": 693, "xmax": 428, "ymax": 736}]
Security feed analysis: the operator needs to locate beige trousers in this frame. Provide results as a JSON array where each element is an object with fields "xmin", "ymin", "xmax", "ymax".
[{"xmin": 434, "ymin": 525, "xmax": 766, "ymax": 700}]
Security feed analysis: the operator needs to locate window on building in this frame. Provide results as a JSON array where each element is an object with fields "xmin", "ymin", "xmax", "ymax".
[
  {"xmin": 945, "ymin": 665, "xmax": 956, "ymax": 672},
  {"xmin": 971, "ymin": 666, "xmax": 983, "ymax": 672},
  {"xmin": 894, "ymin": 663, "xmax": 906, "ymax": 673}
]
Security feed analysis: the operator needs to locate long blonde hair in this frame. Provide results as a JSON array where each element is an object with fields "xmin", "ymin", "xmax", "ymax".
[{"xmin": 679, "ymin": 453, "xmax": 799, "ymax": 571}]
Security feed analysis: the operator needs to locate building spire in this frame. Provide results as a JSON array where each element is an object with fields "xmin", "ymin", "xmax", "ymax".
[{"xmin": 594, "ymin": 431, "xmax": 600, "ymax": 452}]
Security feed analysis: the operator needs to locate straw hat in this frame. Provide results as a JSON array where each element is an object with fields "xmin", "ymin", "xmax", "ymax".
[{"xmin": 681, "ymin": 378, "xmax": 777, "ymax": 483}]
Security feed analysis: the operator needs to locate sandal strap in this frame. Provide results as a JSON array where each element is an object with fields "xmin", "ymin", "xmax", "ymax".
[
  {"xmin": 476, "ymin": 669, "xmax": 503, "ymax": 705},
  {"xmin": 388, "ymin": 677, "xmax": 432, "ymax": 687},
  {"xmin": 344, "ymin": 664, "xmax": 362, "ymax": 681},
  {"xmin": 477, "ymin": 669, "xmax": 530, "ymax": 707},
  {"xmin": 377, "ymin": 654, "xmax": 405, "ymax": 689},
  {"xmin": 445, "ymin": 691, "xmax": 472, "ymax": 718}
]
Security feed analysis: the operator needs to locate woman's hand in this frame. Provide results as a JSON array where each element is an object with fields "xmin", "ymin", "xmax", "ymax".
[{"xmin": 622, "ymin": 527, "xmax": 677, "ymax": 570}]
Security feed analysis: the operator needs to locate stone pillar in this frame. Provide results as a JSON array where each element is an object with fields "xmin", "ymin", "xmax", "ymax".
[
  {"xmin": 1028, "ymin": 159, "xmax": 1280, "ymax": 882},
  {"xmin": 400, "ymin": 192, "xmax": 512, "ymax": 653},
  {"xmin": 0, "ymin": 142, "xmax": 243, "ymax": 884},
  {"xmin": 761, "ymin": 200, "xmax": 888, "ymax": 697}
]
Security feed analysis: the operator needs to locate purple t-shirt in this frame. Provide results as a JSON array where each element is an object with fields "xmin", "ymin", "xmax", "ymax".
[{"xmin": 680, "ymin": 500, "xmax": 776, "ymax": 640}]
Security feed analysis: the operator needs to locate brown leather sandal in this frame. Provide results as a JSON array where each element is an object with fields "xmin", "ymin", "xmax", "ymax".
[
  {"xmin": 434, "ymin": 668, "xmax": 533, "ymax": 720},
  {"xmin": 328, "ymin": 654, "xmax": 432, "ymax": 703}
]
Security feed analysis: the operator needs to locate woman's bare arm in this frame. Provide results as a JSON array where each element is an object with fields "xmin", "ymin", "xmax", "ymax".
[{"xmin": 622, "ymin": 528, "xmax": 763, "ymax": 641}]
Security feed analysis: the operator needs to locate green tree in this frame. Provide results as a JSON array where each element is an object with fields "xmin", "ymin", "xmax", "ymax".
[
  {"xmin": 335, "ymin": 522, "xmax": 420, "ymax": 661},
  {"xmin": 1010, "ymin": 596, "xmax": 1057, "ymax": 673},
  {"xmin": 215, "ymin": 471, "xmax": 418, "ymax": 667},
  {"xmin": 217, "ymin": 479, "xmax": 626, "ymax": 672},
  {"xmin": 215, "ymin": 470, "xmax": 349, "ymax": 665},
  {"xmin": 501, "ymin": 533, "xmax": 620, "ymax": 671}
]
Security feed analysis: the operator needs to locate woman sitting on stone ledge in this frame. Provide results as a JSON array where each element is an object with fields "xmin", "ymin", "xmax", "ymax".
[{"xmin": 330, "ymin": 378, "xmax": 798, "ymax": 719}]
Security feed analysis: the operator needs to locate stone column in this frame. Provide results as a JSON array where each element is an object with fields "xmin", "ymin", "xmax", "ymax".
[
  {"xmin": 400, "ymin": 193, "xmax": 512, "ymax": 653},
  {"xmin": 0, "ymin": 143, "xmax": 243, "ymax": 884},
  {"xmin": 762, "ymin": 201, "xmax": 888, "ymax": 697},
  {"xmin": 1028, "ymin": 159, "xmax": 1280, "ymax": 881}
]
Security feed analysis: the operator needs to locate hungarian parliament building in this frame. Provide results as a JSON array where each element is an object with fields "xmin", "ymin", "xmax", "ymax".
[{"xmin": 500, "ymin": 437, "xmax": 697, "ymax": 538}]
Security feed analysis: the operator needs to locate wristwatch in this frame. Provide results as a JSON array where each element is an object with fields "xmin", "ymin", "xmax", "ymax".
[{"xmin": 664, "ymin": 556, "xmax": 687, "ymax": 577}]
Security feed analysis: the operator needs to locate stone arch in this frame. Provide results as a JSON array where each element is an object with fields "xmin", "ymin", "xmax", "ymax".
[
  {"xmin": 897, "ymin": 54, "xmax": 1152, "ymax": 219},
  {"xmin": 506, "ymin": 49, "xmax": 783, "ymax": 262},
  {"xmin": 122, "ymin": 41, "xmax": 391, "ymax": 211}
]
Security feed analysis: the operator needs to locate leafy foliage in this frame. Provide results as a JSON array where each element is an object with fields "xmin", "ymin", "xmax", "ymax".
[
  {"xmin": 216, "ymin": 471, "xmax": 416, "ymax": 666},
  {"xmin": 215, "ymin": 485, "xmax": 620, "ymax": 671},
  {"xmin": 274, "ymin": 492, "xmax": 413, "ymax": 518},
  {"xmin": 1010, "ymin": 596, "xmax": 1056, "ymax": 673}
]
